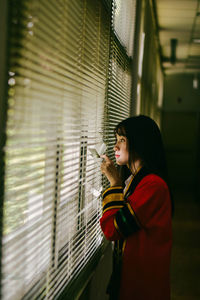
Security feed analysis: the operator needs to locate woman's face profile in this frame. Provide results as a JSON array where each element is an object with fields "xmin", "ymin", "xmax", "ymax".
[{"xmin": 113, "ymin": 134, "xmax": 129, "ymax": 166}]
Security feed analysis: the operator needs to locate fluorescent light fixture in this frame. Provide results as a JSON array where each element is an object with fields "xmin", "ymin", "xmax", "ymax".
[
  {"xmin": 193, "ymin": 75, "xmax": 198, "ymax": 89},
  {"xmin": 136, "ymin": 83, "xmax": 141, "ymax": 115},
  {"xmin": 138, "ymin": 33, "xmax": 145, "ymax": 78},
  {"xmin": 193, "ymin": 38, "xmax": 200, "ymax": 43}
]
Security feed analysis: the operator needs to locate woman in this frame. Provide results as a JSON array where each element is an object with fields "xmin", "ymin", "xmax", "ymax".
[{"xmin": 100, "ymin": 115, "xmax": 173, "ymax": 300}]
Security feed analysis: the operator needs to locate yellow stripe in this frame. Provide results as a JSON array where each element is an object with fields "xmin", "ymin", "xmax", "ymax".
[
  {"xmin": 102, "ymin": 186, "xmax": 123, "ymax": 197},
  {"xmin": 124, "ymin": 165, "xmax": 143, "ymax": 197},
  {"xmin": 102, "ymin": 192, "xmax": 124, "ymax": 207},
  {"xmin": 133, "ymin": 165, "xmax": 143, "ymax": 176},
  {"xmin": 114, "ymin": 217, "xmax": 123, "ymax": 237},
  {"xmin": 103, "ymin": 205, "xmax": 124, "ymax": 214},
  {"xmin": 124, "ymin": 175, "xmax": 134, "ymax": 196},
  {"xmin": 126, "ymin": 202, "xmax": 141, "ymax": 228},
  {"xmin": 122, "ymin": 240, "xmax": 126, "ymax": 255}
]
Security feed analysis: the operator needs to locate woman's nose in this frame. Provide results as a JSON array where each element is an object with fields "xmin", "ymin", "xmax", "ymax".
[{"xmin": 113, "ymin": 143, "xmax": 119, "ymax": 151}]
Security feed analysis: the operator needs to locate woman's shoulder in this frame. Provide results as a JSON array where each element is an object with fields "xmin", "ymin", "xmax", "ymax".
[{"xmin": 137, "ymin": 173, "xmax": 169, "ymax": 192}]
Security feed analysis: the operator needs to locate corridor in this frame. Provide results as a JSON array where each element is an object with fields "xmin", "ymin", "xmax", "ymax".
[{"xmin": 171, "ymin": 189, "xmax": 200, "ymax": 299}]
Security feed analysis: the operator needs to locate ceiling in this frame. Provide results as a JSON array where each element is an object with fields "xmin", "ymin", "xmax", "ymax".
[{"xmin": 154, "ymin": 0, "xmax": 200, "ymax": 75}]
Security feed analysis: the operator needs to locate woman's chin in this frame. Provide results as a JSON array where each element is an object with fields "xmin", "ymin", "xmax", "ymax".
[{"xmin": 115, "ymin": 160, "xmax": 124, "ymax": 166}]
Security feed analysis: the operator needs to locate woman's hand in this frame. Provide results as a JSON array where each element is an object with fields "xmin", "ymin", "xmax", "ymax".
[{"xmin": 100, "ymin": 155, "xmax": 122, "ymax": 187}]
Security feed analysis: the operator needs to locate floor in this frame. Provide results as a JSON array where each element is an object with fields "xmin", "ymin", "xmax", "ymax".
[{"xmin": 170, "ymin": 189, "xmax": 200, "ymax": 300}]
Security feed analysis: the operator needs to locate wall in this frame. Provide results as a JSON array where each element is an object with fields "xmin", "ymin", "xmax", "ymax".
[
  {"xmin": 88, "ymin": 243, "xmax": 112, "ymax": 300},
  {"xmin": 162, "ymin": 74, "xmax": 200, "ymax": 198},
  {"xmin": 139, "ymin": 0, "xmax": 163, "ymax": 127},
  {"xmin": 78, "ymin": 242, "xmax": 112, "ymax": 300},
  {"xmin": 163, "ymin": 74, "xmax": 200, "ymax": 112}
]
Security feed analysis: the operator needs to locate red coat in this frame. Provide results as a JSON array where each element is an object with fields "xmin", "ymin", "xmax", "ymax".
[{"xmin": 100, "ymin": 169, "xmax": 172, "ymax": 300}]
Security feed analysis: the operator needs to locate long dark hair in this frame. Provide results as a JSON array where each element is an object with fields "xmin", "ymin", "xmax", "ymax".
[
  {"xmin": 115, "ymin": 115, "xmax": 174, "ymax": 215},
  {"xmin": 115, "ymin": 115, "xmax": 168, "ymax": 181}
]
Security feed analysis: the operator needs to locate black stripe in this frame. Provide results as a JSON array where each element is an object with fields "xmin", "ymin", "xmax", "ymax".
[
  {"xmin": 103, "ymin": 188, "xmax": 123, "ymax": 199},
  {"xmin": 103, "ymin": 201, "xmax": 124, "ymax": 212},
  {"xmin": 115, "ymin": 204, "xmax": 140, "ymax": 237}
]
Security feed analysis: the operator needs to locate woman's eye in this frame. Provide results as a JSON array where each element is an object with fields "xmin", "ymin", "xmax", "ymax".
[{"xmin": 115, "ymin": 136, "xmax": 126, "ymax": 143}]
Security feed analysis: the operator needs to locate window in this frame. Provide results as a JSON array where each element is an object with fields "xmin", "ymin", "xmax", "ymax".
[
  {"xmin": 1, "ymin": 0, "xmax": 136, "ymax": 299},
  {"xmin": 105, "ymin": 0, "xmax": 136, "ymax": 159}
]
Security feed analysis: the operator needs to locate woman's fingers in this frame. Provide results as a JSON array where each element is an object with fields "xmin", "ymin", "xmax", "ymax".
[
  {"xmin": 100, "ymin": 155, "xmax": 122, "ymax": 186},
  {"xmin": 100, "ymin": 155, "xmax": 112, "ymax": 173},
  {"xmin": 100, "ymin": 154, "xmax": 110, "ymax": 162},
  {"xmin": 100, "ymin": 154, "xmax": 115, "ymax": 168}
]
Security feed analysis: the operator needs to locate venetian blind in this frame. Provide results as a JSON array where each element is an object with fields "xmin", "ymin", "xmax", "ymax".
[
  {"xmin": 2, "ymin": 0, "xmax": 110, "ymax": 299},
  {"xmin": 105, "ymin": 0, "xmax": 136, "ymax": 161},
  {"xmin": 113, "ymin": 0, "xmax": 136, "ymax": 56}
]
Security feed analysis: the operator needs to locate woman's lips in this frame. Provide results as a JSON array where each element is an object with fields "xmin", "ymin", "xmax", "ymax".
[{"xmin": 115, "ymin": 154, "xmax": 120, "ymax": 158}]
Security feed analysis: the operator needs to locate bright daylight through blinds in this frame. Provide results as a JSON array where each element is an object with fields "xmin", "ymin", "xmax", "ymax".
[
  {"xmin": 105, "ymin": 0, "xmax": 136, "ymax": 160},
  {"xmin": 2, "ymin": 0, "xmax": 136, "ymax": 299}
]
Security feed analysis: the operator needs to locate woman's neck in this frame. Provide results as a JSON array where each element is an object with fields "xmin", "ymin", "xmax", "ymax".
[{"xmin": 130, "ymin": 159, "xmax": 143, "ymax": 175}]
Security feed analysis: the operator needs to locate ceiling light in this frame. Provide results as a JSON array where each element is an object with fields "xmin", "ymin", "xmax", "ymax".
[
  {"xmin": 193, "ymin": 38, "xmax": 200, "ymax": 43},
  {"xmin": 193, "ymin": 75, "xmax": 198, "ymax": 89}
]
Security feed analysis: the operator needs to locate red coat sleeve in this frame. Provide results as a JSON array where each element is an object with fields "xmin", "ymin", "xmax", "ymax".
[
  {"xmin": 100, "ymin": 175, "xmax": 171, "ymax": 241},
  {"xmin": 100, "ymin": 186, "xmax": 124, "ymax": 241}
]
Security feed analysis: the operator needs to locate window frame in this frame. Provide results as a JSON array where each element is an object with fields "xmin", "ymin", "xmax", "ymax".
[{"xmin": 0, "ymin": 0, "xmax": 9, "ymax": 298}]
